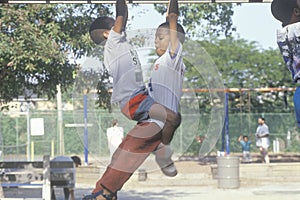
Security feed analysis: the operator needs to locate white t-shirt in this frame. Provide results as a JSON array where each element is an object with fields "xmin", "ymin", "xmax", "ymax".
[
  {"xmin": 104, "ymin": 30, "xmax": 144, "ymax": 108},
  {"xmin": 106, "ymin": 126, "xmax": 124, "ymax": 157},
  {"xmin": 149, "ymin": 42, "xmax": 185, "ymax": 113},
  {"xmin": 256, "ymin": 124, "xmax": 270, "ymax": 149}
]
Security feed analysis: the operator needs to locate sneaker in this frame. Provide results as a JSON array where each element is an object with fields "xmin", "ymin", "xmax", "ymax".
[
  {"xmin": 82, "ymin": 190, "xmax": 117, "ymax": 200},
  {"xmin": 161, "ymin": 162, "xmax": 177, "ymax": 177}
]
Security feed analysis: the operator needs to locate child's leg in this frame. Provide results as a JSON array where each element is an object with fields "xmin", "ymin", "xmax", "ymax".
[
  {"xmin": 264, "ymin": 154, "xmax": 270, "ymax": 164},
  {"xmin": 154, "ymin": 143, "xmax": 177, "ymax": 177},
  {"xmin": 149, "ymin": 103, "xmax": 181, "ymax": 144},
  {"xmin": 92, "ymin": 122, "xmax": 162, "ymax": 195},
  {"xmin": 259, "ymin": 147, "xmax": 264, "ymax": 162},
  {"xmin": 242, "ymin": 151, "xmax": 246, "ymax": 161},
  {"xmin": 262, "ymin": 148, "xmax": 270, "ymax": 164}
]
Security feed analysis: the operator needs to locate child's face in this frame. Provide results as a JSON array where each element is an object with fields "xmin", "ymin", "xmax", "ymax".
[
  {"xmin": 90, "ymin": 29, "xmax": 110, "ymax": 44},
  {"xmin": 155, "ymin": 27, "xmax": 170, "ymax": 57}
]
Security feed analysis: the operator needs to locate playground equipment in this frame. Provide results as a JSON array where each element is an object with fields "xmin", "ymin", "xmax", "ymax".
[{"xmin": 3, "ymin": 0, "xmax": 273, "ymax": 4}]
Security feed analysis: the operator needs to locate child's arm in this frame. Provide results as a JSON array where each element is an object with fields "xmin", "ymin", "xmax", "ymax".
[
  {"xmin": 166, "ymin": 0, "xmax": 179, "ymax": 56},
  {"xmin": 238, "ymin": 135, "xmax": 242, "ymax": 142},
  {"xmin": 113, "ymin": 0, "xmax": 128, "ymax": 34}
]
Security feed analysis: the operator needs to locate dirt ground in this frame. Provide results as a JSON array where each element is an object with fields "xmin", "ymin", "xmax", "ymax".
[{"xmin": 2, "ymin": 155, "xmax": 300, "ymax": 200}]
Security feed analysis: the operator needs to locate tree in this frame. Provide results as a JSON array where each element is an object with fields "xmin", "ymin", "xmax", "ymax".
[
  {"xmin": 0, "ymin": 4, "xmax": 112, "ymax": 109},
  {"xmin": 154, "ymin": 3, "xmax": 238, "ymax": 38},
  {"xmin": 183, "ymin": 37, "xmax": 293, "ymax": 113}
]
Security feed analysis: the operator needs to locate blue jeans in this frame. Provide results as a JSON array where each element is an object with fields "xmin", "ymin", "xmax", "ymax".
[{"xmin": 294, "ymin": 86, "xmax": 300, "ymax": 126}]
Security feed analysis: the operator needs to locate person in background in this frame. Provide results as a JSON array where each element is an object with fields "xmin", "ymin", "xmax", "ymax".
[
  {"xmin": 238, "ymin": 135, "xmax": 252, "ymax": 163},
  {"xmin": 195, "ymin": 135, "xmax": 205, "ymax": 144},
  {"xmin": 106, "ymin": 119, "xmax": 124, "ymax": 159},
  {"xmin": 255, "ymin": 117, "xmax": 270, "ymax": 164}
]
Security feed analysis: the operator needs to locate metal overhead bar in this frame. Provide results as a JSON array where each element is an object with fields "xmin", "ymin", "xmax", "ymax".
[{"xmin": 4, "ymin": 0, "xmax": 273, "ymax": 4}]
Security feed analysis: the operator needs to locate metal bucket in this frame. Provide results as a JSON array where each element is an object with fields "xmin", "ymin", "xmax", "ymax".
[
  {"xmin": 138, "ymin": 168, "xmax": 147, "ymax": 181},
  {"xmin": 217, "ymin": 156, "xmax": 240, "ymax": 189}
]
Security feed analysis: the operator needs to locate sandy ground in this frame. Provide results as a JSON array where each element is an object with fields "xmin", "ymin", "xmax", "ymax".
[
  {"xmin": 3, "ymin": 182, "xmax": 300, "ymax": 200},
  {"xmin": 2, "ymin": 159, "xmax": 300, "ymax": 200}
]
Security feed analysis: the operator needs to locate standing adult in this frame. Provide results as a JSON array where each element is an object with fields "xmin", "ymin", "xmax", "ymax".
[
  {"xmin": 255, "ymin": 117, "xmax": 270, "ymax": 164},
  {"xmin": 106, "ymin": 119, "xmax": 124, "ymax": 159}
]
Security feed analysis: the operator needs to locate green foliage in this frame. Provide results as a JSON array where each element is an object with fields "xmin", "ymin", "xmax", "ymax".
[
  {"xmin": 96, "ymin": 68, "xmax": 112, "ymax": 112},
  {"xmin": 0, "ymin": 4, "xmax": 112, "ymax": 107},
  {"xmin": 286, "ymin": 138, "xmax": 300, "ymax": 152},
  {"xmin": 1, "ymin": 117, "xmax": 18, "ymax": 153},
  {"xmin": 0, "ymin": 115, "xmax": 27, "ymax": 155},
  {"xmin": 154, "ymin": 3, "xmax": 238, "ymax": 38},
  {"xmin": 183, "ymin": 37, "xmax": 294, "ymax": 114}
]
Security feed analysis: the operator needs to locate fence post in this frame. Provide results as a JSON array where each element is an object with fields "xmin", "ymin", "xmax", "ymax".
[{"xmin": 42, "ymin": 155, "xmax": 51, "ymax": 200}]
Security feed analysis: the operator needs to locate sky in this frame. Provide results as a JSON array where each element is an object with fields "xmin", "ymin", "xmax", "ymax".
[
  {"xmin": 129, "ymin": 3, "xmax": 282, "ymax": 49},
  {"xmin": 232, "ymin": 3, "xmax": 281, "ymax": 49}
]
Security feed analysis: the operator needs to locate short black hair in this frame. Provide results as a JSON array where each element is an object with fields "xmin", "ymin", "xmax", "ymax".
[
  {"xmin": 71, "ymin": 156, "xmax": 81, "ymax": 166},
  {"xmin": 112, "ymin": 119, "xmax": 118, "ymax": 126},
  {"xmin": 89, "ymin": 16, "xmax": 115, "ymax": 44},
  {"xmin": 258, "ymin": 117, "xmax": 265, "ymax": 121},
  {"xmin": 157, "ymin": 22, "xmax": 186, "ymax": 44},
  {"xmin": 271, "ymin": 0, "xmax": 298, "ymax": 27}
]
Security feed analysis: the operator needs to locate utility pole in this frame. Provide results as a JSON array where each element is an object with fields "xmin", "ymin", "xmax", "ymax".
[
  {"xmin": 57, "ymin": 84, "xmax": 64, "ymax": 155},
  {"xmin": 83, "ymin": 93, "xmax": 88, "ymax": 165},
  {"xmin": 26, "ymin": 103, "xmax": 30, "ymax": 161}
]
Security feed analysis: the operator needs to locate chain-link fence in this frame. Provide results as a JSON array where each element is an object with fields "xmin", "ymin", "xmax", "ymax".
[
  {"xmin": 216, "ymin": 113, "xmax": 300, "ymax": 155},
  {"xmin": 0, "ymin": 109, "xmax": 299, "ymax": 161}
]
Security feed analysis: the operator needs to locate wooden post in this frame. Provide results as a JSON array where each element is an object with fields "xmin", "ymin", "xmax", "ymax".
[
  {"xmin": 0, "ymin": 183, "xmax": 4, "ymax": 198},
  {"xmin": 51, "ymin": 139, "xmax": 55, "ymax": 158},
  {"xmin": 42, "ymin": 155, "xmax": 51, "ymax": 200},
  {"xmin": 0, "ymin": 161, "xmax": 4, "ymax": 197},
  {"xmin": 31, "ymin": 141, "xmax": 34, "ymax": 161}
]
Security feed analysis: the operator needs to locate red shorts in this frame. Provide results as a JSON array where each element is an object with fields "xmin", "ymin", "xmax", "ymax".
[{"xmin": 121, "ymin": 88, "xmax": 155, "ymax": 121}]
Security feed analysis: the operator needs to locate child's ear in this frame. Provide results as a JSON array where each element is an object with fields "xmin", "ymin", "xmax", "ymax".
[
  {"xmin": 103, "ymin": 30, "xmax": 110, "ymax": 39},
  {"xmin": 294, "ymin": 8, "xmax": 300, "ymax": 16}
]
